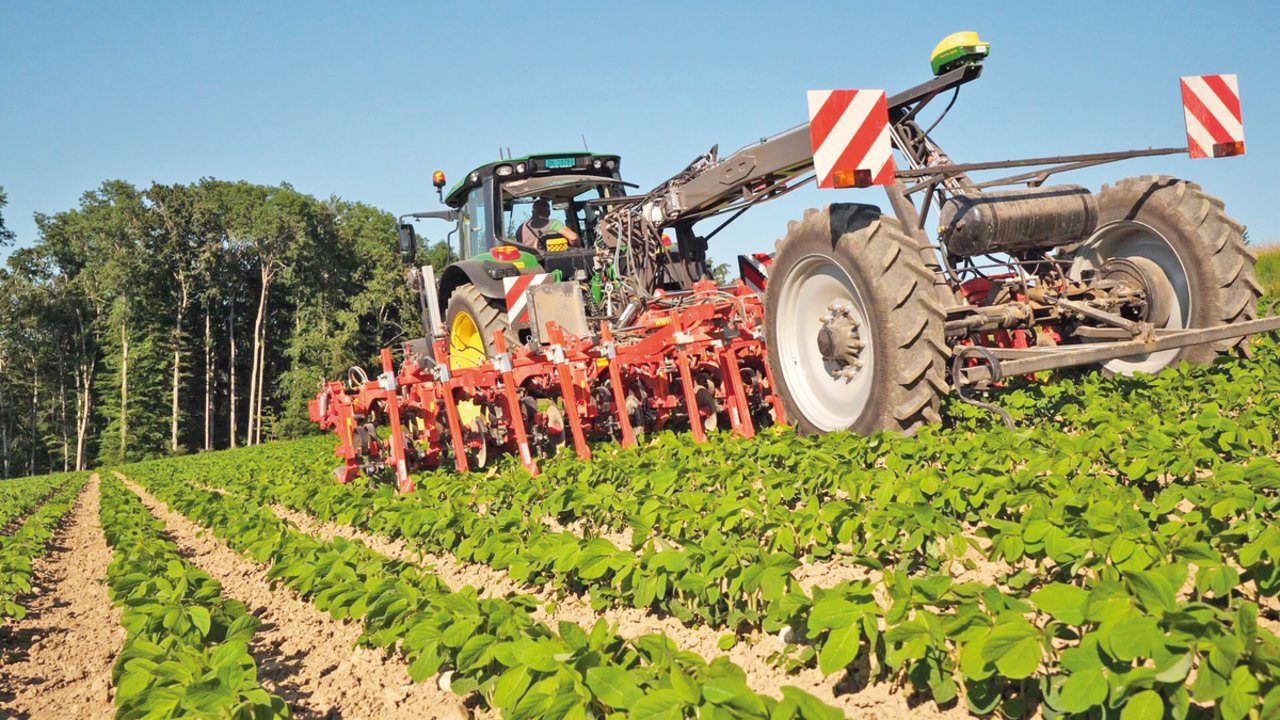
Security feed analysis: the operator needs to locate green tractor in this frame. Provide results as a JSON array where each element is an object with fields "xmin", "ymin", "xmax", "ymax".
[{"xmin": 398, "ymin": 152, "xmax": 710, "ymax": 371}]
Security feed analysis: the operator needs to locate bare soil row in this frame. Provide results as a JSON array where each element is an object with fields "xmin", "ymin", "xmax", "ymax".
[
  {"xmin": 0, "ymin": 474, "xmax": 121, "ymax": 720},
  {"xmin": 118, "ymin": 475, "xmax": 473, "ymax": 720}
]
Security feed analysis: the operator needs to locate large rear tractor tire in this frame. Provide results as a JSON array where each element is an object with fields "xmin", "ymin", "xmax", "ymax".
[
  {"xmin": 765, "ymin": 205, "xmax": 948, "ymax": 436},
  {"xmin": 1068, "ymin": 176, "xmax": 1261, "ymax": 375},
  {"xmin": 444, "ymin": 284, "xmax": 519, "ymax": 371}
]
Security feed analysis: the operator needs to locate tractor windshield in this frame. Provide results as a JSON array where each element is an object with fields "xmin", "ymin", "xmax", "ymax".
[{"xmin": 500, "ymin": 176, "xmax": 627, "ymax": 248}]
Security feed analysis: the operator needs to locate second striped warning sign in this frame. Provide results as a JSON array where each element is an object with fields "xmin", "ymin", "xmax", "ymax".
[
  {"xmin": 1180, "ymin": 74, "xmax": 1244, "ymax": 159},
  {"xmin": 807, "ymin": 89, "xmax": 896, "ymax": 188},
  {"xmin": 503, "ymin": 273, "xmax": 554, "ymax": 324}
]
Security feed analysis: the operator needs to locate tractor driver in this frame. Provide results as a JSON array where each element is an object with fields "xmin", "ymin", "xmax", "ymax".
[{"xmin": 518, "ymin": 198, "xmax": 579, "ymax": 250}]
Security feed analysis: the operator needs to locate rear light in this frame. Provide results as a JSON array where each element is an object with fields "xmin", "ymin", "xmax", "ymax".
[
  {"xmin": 1213, "ymin": 140, "xmax": 1245, "ymax": 158},
  {"xmin": 491, "ymin": 245, "xmax": 521, "ymax": 262},
  {"xmin": 832, "ymin": 169, "xmax": 875, "ymax": 188}
]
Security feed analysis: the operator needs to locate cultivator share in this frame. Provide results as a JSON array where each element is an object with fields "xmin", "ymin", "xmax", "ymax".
[{"xmin": 312, "ymin": 32, "xmax": 1280, "ymax": 491}]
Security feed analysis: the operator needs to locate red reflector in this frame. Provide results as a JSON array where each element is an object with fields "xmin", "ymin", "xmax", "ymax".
[
  {"xmin": 491, "ymin": 245, "xmax": 521, "ymax": 262},
  {"xmin": 1213, "ymin": 140, "xmax": 1245, "ymax": 158}
]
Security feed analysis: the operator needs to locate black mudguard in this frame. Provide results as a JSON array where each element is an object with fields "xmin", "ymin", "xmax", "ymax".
[{"xmin": 437, "ymin": 261, "xmax": 507, "ymax": 308}]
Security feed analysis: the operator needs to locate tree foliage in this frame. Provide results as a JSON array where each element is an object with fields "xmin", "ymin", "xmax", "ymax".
[
  {"xmin": 0, "ymin": 186, "xmax": 16, "ymax": 247},
  {"xmin": 0, "ymin": 178, "xmax": 452, "ymax": 474}
]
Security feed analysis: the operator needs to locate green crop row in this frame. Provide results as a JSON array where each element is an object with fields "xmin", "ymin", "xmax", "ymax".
[
  {"xmin": 397, "ymin": 339, "xmax": 1280, "ymax": 573},
  {"xmin": 115, "ymin": 463, "xmax": 841, "ymax": 719},
  {"xmin": 188, "ymin": 438, "xmax": 1280, "ymax": 717},
  {"xmin": 0, "ymin": 472, "xmax": 87, "ymax": 619},
  {"xmin": 178, "ymin": 350, "xmax": 1280, "ymax": 640},
  {"xmin": 0, "ymin": 471, "xmax": 80, "ymax": 530},
  {"xmin": 98, "ymin": 474, "xmax": 289, "ymax": 719},
  {"xmin": 143, "ymin": 437, "xmax": 807, "ymax": 630},
  {"xmin": 163, "ymin": 336, "xmax": 1280, "ymax": 717}
]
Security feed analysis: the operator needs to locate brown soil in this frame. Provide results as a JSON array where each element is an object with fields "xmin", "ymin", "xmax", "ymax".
[
  {"xmin": 791, "ymin": 556, "xmax": 881, "ymax": 592},
  {"xmin": 0, "ymin": 474, "xmax": 123, "ymax": 720},
  {"xmin": 271, "ymin": 504, "xmax": 973, "ymax": 718},
  {"xmin": 543, "ymin": 516, "xmax": 637, "ymax": 551},
  {"xmin": 119, "ymin": 475, "xmax": 470, "ymax": 720}
]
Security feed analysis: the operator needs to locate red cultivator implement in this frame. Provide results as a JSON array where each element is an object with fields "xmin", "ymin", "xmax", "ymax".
[{"xmin": 309, "ymin": 280, "xmax": 782, "ymax": 492}]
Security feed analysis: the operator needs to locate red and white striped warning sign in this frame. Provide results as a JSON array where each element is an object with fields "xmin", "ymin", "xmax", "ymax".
[
  {"xmin": 737, "ymin": 252, "xmax": 774, "ymax": 294},
  {"xmin": 1180, "ymin": 74, "xmax": 1244, "ymax": 159},
  {"xmin": 503, "ymin": 273, "xmax": 554, "ymax": 324},
  {"xmin": 807, "ymin": 89, "xmax": 896, "ymax": 188}
]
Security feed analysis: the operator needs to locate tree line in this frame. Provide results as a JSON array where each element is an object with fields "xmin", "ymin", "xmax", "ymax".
[{"xmin": 0, "ymin": 180, "xmax": 450, "ymax": 476}]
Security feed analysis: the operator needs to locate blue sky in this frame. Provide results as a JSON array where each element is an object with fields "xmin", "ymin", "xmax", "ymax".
[{"xmin": 3, "ymin": 0, "xmax": 1278, "ymax": 270}]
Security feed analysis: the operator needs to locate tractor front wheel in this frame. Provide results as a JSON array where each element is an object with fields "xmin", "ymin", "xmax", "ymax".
[
  {"xmin": 444, "ymin": 284, "xmax": 518, "ymax": 370},
  {"xmin": 765, "ymin": 206, "xmax": 948, "ymax": 436}
]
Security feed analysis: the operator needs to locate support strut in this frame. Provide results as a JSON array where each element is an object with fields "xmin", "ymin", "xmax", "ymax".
[
  {"xmin": 493, "ymin": 330, "xmax": 539, "ymax": 475},
  {"xmin": 431, "ymin": 337, "xmax": 470, "ymax": 474},
  {"xmin": 547, "ymin": 323, "xmax": 592, "ymax": 460},
  {"xmin": 379, "ymin": 348, "xmax": 414, "ymax": 493},
  {"xmin": 717, "ymin": 344, "xmax": 755, "ymax": 439},
  {"xmin": 675, "ymin": 349, "xmax": 708, "ymax": 443},
  {"xmin": 601, "ymin": 323, "xmax": 637, "ymax": 447}
]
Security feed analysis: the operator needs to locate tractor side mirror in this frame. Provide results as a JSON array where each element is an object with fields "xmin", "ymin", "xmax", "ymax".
[{"xmin": 397, "ymin": 223, "xmax": 417, "ymax": 265}]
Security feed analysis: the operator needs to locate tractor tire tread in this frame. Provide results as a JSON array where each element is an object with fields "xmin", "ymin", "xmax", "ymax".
[
  {"xmin": 1098, "ymin": 175, "xmax": 1259, "ymax": 358},
  {"xmin": 766, "ymin": 207, "xmax": 947, "ymax": 437},
  {"xmin": 444, "ymin": 284, "xmax": 520, "ymax": 363}
]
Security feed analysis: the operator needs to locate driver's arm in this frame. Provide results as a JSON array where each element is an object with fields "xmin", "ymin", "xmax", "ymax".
[{"xmin": 549, "ymin": 219, "xmax": 580, "ymax": 246}]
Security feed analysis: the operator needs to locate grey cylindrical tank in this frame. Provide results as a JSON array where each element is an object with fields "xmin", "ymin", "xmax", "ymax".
[{"xmin": 938, "ymin": 184, "xmax": 1098, "ymax": 257}]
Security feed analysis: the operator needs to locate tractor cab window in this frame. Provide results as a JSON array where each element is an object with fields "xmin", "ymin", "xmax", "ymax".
[
  {"xmin": 500, "ymin": 182, "xmax": 617, "ymax": 247},
  {"xmin": 460, "ymin": 185, "xmax": 491, "ymax": 258},
  {"xmin": 504, "ymin": 198, "xmax": 538, "ymax": 242},
  {"xmin": 504, "ymin": 197, "xmax": 583, "ymax": 243}
]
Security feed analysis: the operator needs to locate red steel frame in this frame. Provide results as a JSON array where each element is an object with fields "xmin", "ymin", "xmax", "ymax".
[{"xmin": 309, "ymin": 280, "xmax": 783, "ymax": 491}]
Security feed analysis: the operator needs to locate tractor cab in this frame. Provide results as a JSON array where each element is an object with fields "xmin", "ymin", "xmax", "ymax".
[
  {"xmin": 443, "ymin": 153, "xmax": 627, "ymax": 263},
  {"xmin": 421, "ymin": 153, "xmax": 630, "ymax": 369}
]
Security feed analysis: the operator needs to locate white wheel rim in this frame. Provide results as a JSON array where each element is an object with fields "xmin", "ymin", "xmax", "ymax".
[
  {"xmin": 774, "ymin": 254, "xmax": 875, "ymax": 431},
  {"xmin": 1070, "ymin": 220, "xmax": 1191, "ymax": 374}
]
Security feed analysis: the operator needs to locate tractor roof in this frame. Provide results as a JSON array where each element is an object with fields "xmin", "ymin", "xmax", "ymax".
[{"xmin": 444, "ymin": 152, "xmax": 622, "ymax": 207}]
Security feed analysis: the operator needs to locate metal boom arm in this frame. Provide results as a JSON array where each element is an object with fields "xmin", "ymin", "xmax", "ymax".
[{"xmin": 658, "ymin": 64, "xmax": 985, "ymax": 224}]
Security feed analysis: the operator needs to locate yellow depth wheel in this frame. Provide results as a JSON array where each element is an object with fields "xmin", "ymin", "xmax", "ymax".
[
  {"xmin": 449, "ymin": 308, "xmax": 487, "ymax": 428},
  {"xmin": 444, "ymin": 284, "xmax": 516, "ymax": 432},
  {"xmin": 449, "ymin": 309, "xmax": 488, "ymax": 370}
]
